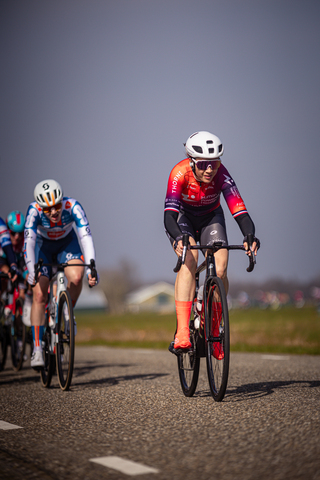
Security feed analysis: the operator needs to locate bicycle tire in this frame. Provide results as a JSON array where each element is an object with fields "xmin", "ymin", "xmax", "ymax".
[
  {"xmin": 204, "ymin": 277, "xmax": 230, "ymax": 402},
  {"xmin": 10, "ymin": 297, "xmax": 26, "ymax": 371},
  {"xmin": 0, "ymin": 320, "xmax": 8, "ymax": 371},
  {"xmin": 56, "ymin": 290, "xmax": 75, "ymax": 391},
  {"xmin": 40, "ymin": 321, "xmax": 55, "ymax": 388},
  {"xmin": 177, "ymin": 310, "xmax": 200, "ymax": 397}
]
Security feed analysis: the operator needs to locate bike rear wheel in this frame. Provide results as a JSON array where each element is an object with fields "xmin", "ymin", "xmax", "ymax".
[
  {"xmin": 0, "ymin": 320, "xmax": 8, "ymax": 371},
  {"xmin": 177, "ymin": 315, "xmax": 200, "ymax": 397},
  {"xmin": 56, "ymin": 290, "xmax": 75, "ymax": 391},
  {"xmin": 205, "ymin": 277, "xmax": 230, "ymax": 402},
  {"xmin": 40, "ymin": 323, "xmax": 55, "ymax": 388},
  {"xmin": 10, "ymin": 297, "xmax": 26, "ymax": 371}
]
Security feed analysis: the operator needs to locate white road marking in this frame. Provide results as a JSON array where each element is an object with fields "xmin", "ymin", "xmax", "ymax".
[
  {"xmin": 261, "ymin": 355, "xmax": 289, "ymax": 361},
  {"xmin": 0, "ymin": 421, "xmax": 22, "ymax": 430},
  {"xmin": 90, "ymin": 456, "xmax": 159, "ymax": 476}
]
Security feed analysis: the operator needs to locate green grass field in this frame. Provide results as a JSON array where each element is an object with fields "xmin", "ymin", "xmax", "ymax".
[{"xmin": 74, "ymin": 306, "xmax": 320, "ymax": 355}]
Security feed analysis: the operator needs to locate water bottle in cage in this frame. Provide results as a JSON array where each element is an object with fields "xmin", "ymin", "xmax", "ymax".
[{"xmin": 194, "ymin": 285, "xmax": 204, "ymax": 329}]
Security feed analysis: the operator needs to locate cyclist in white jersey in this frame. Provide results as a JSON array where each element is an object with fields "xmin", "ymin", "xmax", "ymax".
[{"xmin": 24, "ymin": 179, "xmax": 98, "ymax": 368}]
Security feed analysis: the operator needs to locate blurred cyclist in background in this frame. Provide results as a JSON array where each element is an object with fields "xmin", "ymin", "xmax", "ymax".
[
  {"xmin": 0, "ymin": 216, "xmax": 19, "ymax": 291},
  {"xmin": 0, "ymin": 211, "xmax": 28, "ymax": 299},
  {"xmin": 24, "ymin": 179, "xmax": 98, "ymax": 368}
]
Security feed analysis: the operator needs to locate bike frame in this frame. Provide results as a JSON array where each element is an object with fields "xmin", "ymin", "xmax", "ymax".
[
  {"xmin": 46, "ymin": 267, "xmax": 68, "ymax": 355},
  {"xmin": 36, "ymin": 259, "xmax": 97, "ymax": 354}
]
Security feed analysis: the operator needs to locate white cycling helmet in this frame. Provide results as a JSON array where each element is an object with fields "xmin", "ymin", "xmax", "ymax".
[
  {"xmin": 185, "ymin": 131, "xmax": 224, "ymax": 159},
  {"xmin": 34, "ymin": 179, "xmax": 63, "ymax": 208}
]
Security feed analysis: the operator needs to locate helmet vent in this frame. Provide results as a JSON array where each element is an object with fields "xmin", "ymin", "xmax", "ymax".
[
  {"xmin": 206, "ymin": 140, "xmax": 213, "ymax": 144},
  {"xmin": 38, "ymin": 194, "xmax": 45, "ymax": 204},
  {"xmin": 208, "ymin": 148, "xmax": 215, "ymax": 154},
  {"xmin": 192, "ymin": 145, "xmax": 203, "ymax": 154},
  {"xmin": 218, "ymin": 144, "xmax": 223, "ymax": 153}
]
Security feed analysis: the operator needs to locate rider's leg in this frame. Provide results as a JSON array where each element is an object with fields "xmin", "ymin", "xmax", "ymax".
[
  {"xmin": 214, "ymin": 248, "xmax": 229, "ymax": 294},
  {"xmin": 174, "ymin": 237, "xmax": 198, "ymax": 348},
  {"xmin": 64, "ymin": 259, "xmax": 84, "ymax": 307},
  {"xmin": 31, "ymin": 275, "xmax": 49, "ymax": 367},
  {"xmin": 31, "ymin": 276, "xmax": 49, "ymax": 327}
]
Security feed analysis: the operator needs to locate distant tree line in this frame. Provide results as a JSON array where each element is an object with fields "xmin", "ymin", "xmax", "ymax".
[
  {"xmin": 98, "ymin": 259, "xmax": 143, "ymax": 313},
  {"xmin": 228, "ymin": 275, "xmax": 320, "ymax": 301},
  {"xmin": 98, "ymin": 259, "xmax": 320, "ymax": 313}
]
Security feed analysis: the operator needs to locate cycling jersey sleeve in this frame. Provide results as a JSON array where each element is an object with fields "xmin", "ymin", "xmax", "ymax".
[
  {"xmin": 24, "ymin": 204, "xmax": 40, "ymax": 284},
  {"xmin": 164, "ymin": 210, "xmax": 183, "ymax": 241},
  {"xmin": 71, "ymin": 201, "xmax": 96, "ymax": 270},
  {"xmin": 234, "ymin": 212, "xmax": 255, "ymax": 237},
  {"xmin": 2, "ymin": 244, "xmax": 17, "ymax": 267},
  {"xmin": 219, "ymin": 165, "xmax": 248, "ymax": 219},
  {"xmin": 24, "ymin": 228, "xmax": 37, "ymax": 285}
]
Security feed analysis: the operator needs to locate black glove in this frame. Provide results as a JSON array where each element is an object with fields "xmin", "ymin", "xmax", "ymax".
[{"xmin": 243, "ymin": 235, "xmax": 261, "ymax": 250}]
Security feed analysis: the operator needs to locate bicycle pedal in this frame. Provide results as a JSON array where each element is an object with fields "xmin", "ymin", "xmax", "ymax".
[
  {"xmin": 32, "ymin": 365, "xmax": 43, "ymax": 372},
  {"xmin": 168, "ymin": 341, "xmax": 193, "ymax": 356}
]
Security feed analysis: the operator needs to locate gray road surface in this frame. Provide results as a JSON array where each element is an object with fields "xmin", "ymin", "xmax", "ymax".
[{"xmin": 0, "ymin": 346, "xmax": 319, "ymax": 480}]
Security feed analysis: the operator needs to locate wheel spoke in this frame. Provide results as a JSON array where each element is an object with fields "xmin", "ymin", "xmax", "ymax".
[
  {"xmin": 56, "ymin": 291, "xmax": 74, "ymax": 391},
  {"xmin": 177, "ymin": 308, "xmax": 201, "ymax": 397},
  {"xmin": 205, "ymin": 278, "xmax": 230, "ymax": 402}
]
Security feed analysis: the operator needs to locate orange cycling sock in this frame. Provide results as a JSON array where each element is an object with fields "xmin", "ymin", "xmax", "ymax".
[
  {"xmin": 174, "ymin": 300, "xmax": 192, "ymax": 349},
  {"xmin": 32, "ymin": 325, "xmax": 44, "ymax": 352}
]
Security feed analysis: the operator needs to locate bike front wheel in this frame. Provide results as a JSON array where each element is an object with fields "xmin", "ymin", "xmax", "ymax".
[
  {"xmin": 205, "ymin": 277, "xmax": 230, "ymax": 402},
  {"xmin": 56, "ymin": 290, "xmax": 75, "ymax": 391},
  {"xmin": 10, "ymin": 297, "xmax": 26, "ymax": 371},
  {"xmin": 40, "ymin": 324, "xmax": 55, "ymax": 388},
  {"xmin": 177, "ymin": 317, "xmax": 200, "ymax": 397},
  {"xmin": 0, "ymin": 321, "xmax": 8, "ymax": 371}
]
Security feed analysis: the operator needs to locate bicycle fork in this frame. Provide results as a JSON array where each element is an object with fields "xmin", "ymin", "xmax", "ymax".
[{"xmin": 47, "ymin": 271, "xmax": 67, "ymax": 354}]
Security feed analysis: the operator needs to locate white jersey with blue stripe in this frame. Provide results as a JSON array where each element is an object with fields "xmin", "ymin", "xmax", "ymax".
[{"xmin": 24, "ymin": 197, "xmax": 95, "ymax": 283}]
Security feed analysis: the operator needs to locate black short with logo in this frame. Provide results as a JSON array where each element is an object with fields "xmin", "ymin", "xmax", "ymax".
[{"xmin": 166, "ymin": 205, "xmax": 228, "ymax": 247}]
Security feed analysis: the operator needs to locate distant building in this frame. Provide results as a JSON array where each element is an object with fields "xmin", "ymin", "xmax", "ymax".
[
  {"xmin": 126, "ymin": 281, "xmax": 175, "ymax": 313},
  {"xmin": 74, "ymin": 284, "xmax": 108, "ymax": 311}
]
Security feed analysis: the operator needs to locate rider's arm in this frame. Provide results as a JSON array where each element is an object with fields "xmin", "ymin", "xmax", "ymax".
[
  {"xmin": 164, "ymin": 210, "xmax": 183, "ymax": 243},
  {"xmin": 24, "ymin": 228, "xmax": 37, "ymax": 285},
  {"xmin": 164, "ymin": 162, "xmax": 186, "ymax": 244},
  {"xmin": 2, "ymin": 244, "xmax": 17, "ymax": 268},
  {"xmin": 71, "ymin": 201, "xmax": 97, "ymax": 279},
  {"xmin": 24, "ymin": 204, "xmax": 39, "ymax": 285},
  {"xmin": 234, "ymin": 212, "xmax": 255, "ymax": 237},
  {"xmin": 219, "ymin": 165, "xmax": 259, "ymax": 253}
]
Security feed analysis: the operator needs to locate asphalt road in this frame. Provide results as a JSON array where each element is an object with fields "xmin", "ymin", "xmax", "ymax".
[{"xmin": 0, "ymin": 346, "xmax": 320, "ymax": 480}]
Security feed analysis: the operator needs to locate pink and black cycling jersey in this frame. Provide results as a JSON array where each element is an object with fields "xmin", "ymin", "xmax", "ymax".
[
  {"xmin": 164, "ymin": 159, "xmax": 248, "ymax": 218},
  {"xmin": 24, "ymin": 197, "xmax": 95, "ymax": 283}
]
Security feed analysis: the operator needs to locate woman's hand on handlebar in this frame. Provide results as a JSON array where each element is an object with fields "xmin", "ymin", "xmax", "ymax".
[
  {"xmin": 243, "ymin": 235, "xmax": 260, "ymax": 257},
  {"xmin": 87, "ymin": 272, "xmax": 98, "ymax": 287},
  {"xmin": 173, "ymin": 239, "xmax": 184, "ymax": 257},
  {"xmin": 9, "ymin": 264, "xmax": 19, "ymax": 283}
]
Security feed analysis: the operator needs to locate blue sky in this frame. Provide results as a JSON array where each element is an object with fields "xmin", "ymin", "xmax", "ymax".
[{"xmin": 1, "ymin": 0, "xmax": 319, "ymax": 284}]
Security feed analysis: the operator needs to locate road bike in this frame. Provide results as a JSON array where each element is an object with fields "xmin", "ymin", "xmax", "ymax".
[
  {"xmin": 34, "ymin": 258, "xmax": 97, "ymax": 391},
  {"xmin": 169, "ymin": 234, "xmax": 256, "ymax": 402},
  {"xmin": 0, "ymin": 272, "xmax": 32, "ymax": 372}
]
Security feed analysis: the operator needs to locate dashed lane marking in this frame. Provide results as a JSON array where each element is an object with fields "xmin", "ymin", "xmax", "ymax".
[
  {"xmin": 0, "ymin": 421, "xmax": 22, "ymax": 430},
  {"xmin": 90, "ymin": 456, "xmax": 159, "ymax": 476}
]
